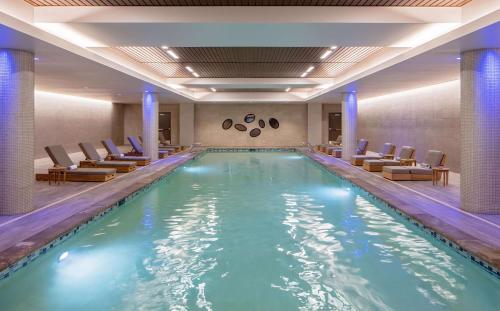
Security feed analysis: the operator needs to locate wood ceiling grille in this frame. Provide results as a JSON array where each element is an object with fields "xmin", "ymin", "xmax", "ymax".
[
  {"xmin": 24, "ymin": 0, "xmax": 471, "ymax": 7},
  {"xmin": 114, "ymin": 46, "xmax": 383, "ymax": 78}
]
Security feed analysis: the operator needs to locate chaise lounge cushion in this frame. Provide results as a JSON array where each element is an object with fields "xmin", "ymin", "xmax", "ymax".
[
  {"xmin": 45, "ymin": 145, "xmax": 75, "ymax": 168},
  {"xmin": 382, "ymin": 159, "xmax": 401, "ymax": 166},
  {"xmin": 79, "ymin": 142, "xmax": 104, "ymax": 161},
  {"xmin": 69, "ymin": 168, "xmax": 116, "ymax": 175},
  {"xmin": 119, "ymin": 155, "xmax": 150, "ymax": 161},
  {"xmin": 398, "ymin": 146, "xmax": 415, "ymax": 160},
  {"xmin": 96, "ymin": 161, "xmax": 135, "ymax": 168},
  {"xmin": 383, "ymin": 166, "xmax": 411, "ymax": 174},
  {"xmin": 352, "ymin": 154, "xmax": 382, "ymax": 161},
  {"xmin": 423, "ymin": 150, "xmax": 445, "ymax": 167},
  {"xmin": 410, "ymin": 167, "xmax": 433, "ymax": 175}
]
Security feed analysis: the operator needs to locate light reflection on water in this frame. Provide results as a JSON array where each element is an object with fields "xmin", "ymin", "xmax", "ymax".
[
  {"xmin": 124, "ymin": 196, "xmax": 219, "ymax": 310},
  {"xmin": 355, "ymin": 196, "xmax": 464, "ymax": 306},
  {"xmin": 277, "ymin": 193, "xmax": 389, "ymax": 311}
]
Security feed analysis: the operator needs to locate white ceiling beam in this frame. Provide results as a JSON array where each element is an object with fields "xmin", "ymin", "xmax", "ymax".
[
  {"xmin": 33, "ymin": 7, "xmax": 461, "ymax": 24},
  {"xmin": 172, "ymin": 78, "xmax": 330, "ymax": 89}
]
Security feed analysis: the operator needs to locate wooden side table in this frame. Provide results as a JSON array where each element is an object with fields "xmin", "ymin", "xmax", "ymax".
[
  {"xmin": 48, "ymin": 167, "xmax": 67, "ymax": 185},
  {"xmin": 433, "ymin": 167, "xmax": 450, "ymax": 186},
  {"xmin": 400, "ymin": 158, "xmax": 417, "ymax": 166}
]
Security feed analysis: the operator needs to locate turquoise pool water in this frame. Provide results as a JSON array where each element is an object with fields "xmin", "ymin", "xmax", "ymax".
[{"xmin": 0, "ymin": 152, "xmax": 498, "ymax": 310}]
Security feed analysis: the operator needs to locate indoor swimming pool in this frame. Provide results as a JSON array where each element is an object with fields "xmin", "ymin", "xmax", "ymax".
[{"xmin": 0, "ymin": 152, "xmax": 498, "ymax": 310}]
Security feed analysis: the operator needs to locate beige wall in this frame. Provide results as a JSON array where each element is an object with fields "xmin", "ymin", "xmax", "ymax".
[
  {"xmin": 322, "ymin": 104, "xmax": 342, "ymax": 144},
  {"xmin": 358, "ymin": 80, "xmax": 460, "ymax": 172},
  {"xmin": 34, "ymin": 91, "xmax": 121, "ymax": 159},
  {"xmin": 123, "ymin": 104, "xmax": 180, "ymax": 145},
  {"xmin": 194, "ymin": 103, "xmax": 307, "ymax": 146}
]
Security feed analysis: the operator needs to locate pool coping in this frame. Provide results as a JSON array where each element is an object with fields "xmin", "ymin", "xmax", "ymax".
[
  {"xmin": 0, "ymin": 149, "xmax": 205, "ymax": 280},
  {"xmin": 300, "ymin": 149, "xmax": 500, "ymax": 277}
]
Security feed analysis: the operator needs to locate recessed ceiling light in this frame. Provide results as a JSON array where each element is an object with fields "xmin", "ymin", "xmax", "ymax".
[
  {"xmin": 161, "ymin": 45, "xmax": 168, "ymax": 50},
  {"xmin": 320, "ymin": 50, "xmax": 333, "ymax": 59},
  {"xmin": 166, "ymin": 50, "xmax": 179, "ymax": 59},
  {"xmin": 210, "ymin": 88, "xmax": 217, "ymax": 92},
  {"xmin": 285, "ymin": 87, "xmax": 291, "ymax": 92},
  {"xmin": 193, "ymin": 72, "xmax": 200, "ymax": 78},
  {"xmin": 306, "ymin": 66, "xmax": 315, "ymax": 73},
  {"xmin": 185, "ymin": 66, "xmax": 194, "ymax": 72},
  {"xmin": 34, "ymin": 57, "xmax": 40, "ymax": 61},
  {"xmin": 456, "ymin": 57, "xmax": 461, "ymax": 60}
]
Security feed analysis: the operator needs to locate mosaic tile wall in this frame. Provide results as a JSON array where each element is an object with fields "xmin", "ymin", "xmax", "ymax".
[
  {"xmin": 341, "ymin": 92, "xmax": 358, "ymax": 161},
  {"xmin": 142, "ymin": 92, "xmax": 159, "ymax": 161},
  {"xmin": 0, "ymin": 49, "xmax": 35, "ymax": 215},
  {"xmin": 461, "ymin": 49, "xmax": 500, "ymax": 214}
]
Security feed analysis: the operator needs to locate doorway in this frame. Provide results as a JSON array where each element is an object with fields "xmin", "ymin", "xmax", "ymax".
[
  {"xmin": 159, "ymin": 112, "xmax": 171, "ymax": 143},
  {"xmin": 328, "ymin": 112, "xmax": 342, "ymax": 142}
]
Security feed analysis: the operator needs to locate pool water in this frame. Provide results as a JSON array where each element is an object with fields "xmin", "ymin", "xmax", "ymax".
[{"xmin": 0, "ymin": 152, "xmax": 498, "ymax": 310}]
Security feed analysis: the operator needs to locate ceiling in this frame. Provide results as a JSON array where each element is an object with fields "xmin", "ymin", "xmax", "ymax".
[
  {"xmin": 114, "ymin": 46, "xmax": 383, "ymax": 79},
  {"xmin": 312, "ymin": 21, "xmax": 500, "ymax": 102},
  {"xmin": 24, "ymin": 0, "xmax": 471, "ymax": 7},
  {"xmin": 2, "ymin": 0, "xmax": 497, "ymax": 103},
  {"xmin": 0, "ymin": 24, "xmax": 191, "ymax": 104}
]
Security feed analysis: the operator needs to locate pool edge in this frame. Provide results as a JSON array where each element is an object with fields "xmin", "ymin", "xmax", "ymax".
[{"xmin": 300, "ymin": 149, "xmax": 500, "ymax": 278}]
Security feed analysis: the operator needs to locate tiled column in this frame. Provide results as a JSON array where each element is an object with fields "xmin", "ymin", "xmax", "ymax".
[
  {"xmin": 0, "ymin": 49, "xmax": 34, "ymax": 215},
  {"xmin": 461, "ymin": 49, "xmax": 500, "ymax": 214},
  {"xmin": 142, "ymin": 92, "xmax": 159, "ymax": 161},
  {"xmin": 341, "ymin": 92, "xmax": 357, "ymax": 161},
  {"xmin": 180, "ymin": 103, "xmax": 194, "ymax": 146},
  {"xmin": 307, "ymin": 103, "xmax": 322, "ymax": 146}
]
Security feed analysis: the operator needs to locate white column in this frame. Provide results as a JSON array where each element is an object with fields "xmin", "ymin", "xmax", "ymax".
[
  {"xmin": 180, "ymin": 103, "xmax": 195, "ymax": 146},
  {"xmin": 0, "ymin": 49, "xmax": 35, "ymax": 215},
  {"xmin": 142, "ymin": 92, "xmax": 159, "ymax": 161},
  {"xmin": 307, "ymin": 103, "xmax": 322, "ymax": 146},
  {"xmin": 461, "ymin": 48, "xmax": 500, "ymax": 214},
  {"xmin": 341, "ymin": 92, "xmax": 358, "ymax": 161}
]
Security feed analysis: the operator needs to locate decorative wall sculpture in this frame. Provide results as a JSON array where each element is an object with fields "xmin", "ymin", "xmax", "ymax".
[
  {"xmin": 234, "ymin": 124, "xmax": 247, "ymax": 131},
  {"xmin": 222, "ymin": 115, "xmax": 279, "ymax": 138},
  {"xmin": 249, "ymin": 128, "xmax": 261, "ymax": 137},
  {"xmin": 269, "ymin": 118, "xmax": 280, "ymax": 129},
  {"xmin": 222, "ymin": 119, "xmax": 233, "ymax": 130},
  {"xmin": 244, "ymin": 114, "xmax": 256, "ymax": 123}
]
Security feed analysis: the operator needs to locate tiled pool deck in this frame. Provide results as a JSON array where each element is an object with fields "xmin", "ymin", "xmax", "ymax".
[
  {"xmin": 0, "ymin": 147, "xmax": 499, "ymax": 279},
  {"xmin": 302, "ymin": 149, "xmax": 500, "ymax": 273}
]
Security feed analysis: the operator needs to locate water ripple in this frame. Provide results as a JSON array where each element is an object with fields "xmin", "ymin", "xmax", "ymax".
[{"xmin": 124, "ymin": 195, "xmax": 219, "ymax": 310}]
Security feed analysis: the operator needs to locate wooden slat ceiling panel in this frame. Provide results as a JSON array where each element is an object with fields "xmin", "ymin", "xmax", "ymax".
[
  {"xmin": 115, "ymin": 46, "xmax": 383, "ymax": 78},
  {"xmin": 24, "ymin": 0, "xmax": 471, "ymax": 7}
]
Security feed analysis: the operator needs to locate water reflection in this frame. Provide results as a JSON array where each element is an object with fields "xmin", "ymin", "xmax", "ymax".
[
  {"xmin": 125, "ymin": 195, "xmax": 219, "ymax": 310},
  {"xmin": 355, "ymin": 196, "xmax": 465, "ymax": 306},
  {"xmin": 277, "ymin": 193, "xmax": 389, "ymax": 310}
]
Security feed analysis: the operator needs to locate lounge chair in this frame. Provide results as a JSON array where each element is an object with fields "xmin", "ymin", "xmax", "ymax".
[
  {"xmin": 159, "ymin": 131, "xmax": 182, "ymax": 152},
  {"xmin": 363, "ymin": 146, "xmax": 415, "ymax": 172},
  {"xmin": 383, "ymin": 150, "xmax": 446, "ymax": 181},
  {"xmin": 350, "ymin": 142, "xmax": 396, "ymax": 166},
  {"xmin": 318, "ymin": 135, "xmax": 342, "ymax": 153},
  {"xmin": 327, "ymin": 138, "xmax": 368, "ymax": 158},
  {"xmin": 101, "ymin": 138, "xmax": 151, "ymax": 166},
  {"xmin": 35, "ymin": 145, "xmax": 116, "ymax": 182},
  {"xmin": 127, "ymin": 136, "xmax": 170, "ymax": 159},
  {"xmin": 78, "ymin": 142, "xmax": 136, "ymax": 173}
]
